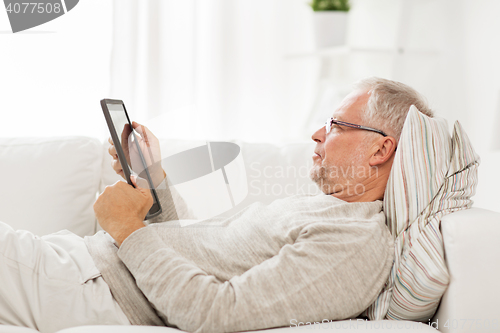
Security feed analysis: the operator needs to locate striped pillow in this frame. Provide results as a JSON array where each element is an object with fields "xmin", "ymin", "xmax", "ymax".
[{"xmin": 364, "ymin": 106, "xmax": 480, "ymax": 322}]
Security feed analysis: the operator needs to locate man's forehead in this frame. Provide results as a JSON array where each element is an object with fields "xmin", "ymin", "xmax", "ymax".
[
  {"xmin": 331, "ymin": 112, "xmax": 357, "ymax": 124},
  {"xmin": 331, "ymin": 89, "xmax": 370, "ymax": 121}
]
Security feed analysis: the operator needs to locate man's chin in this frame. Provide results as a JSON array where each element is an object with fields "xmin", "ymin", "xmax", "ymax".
[
  {"xmin": 320, "ymin": 185, "xmax": 338, "ymax": 196},
  {"xmin": 309, "ymin": 176, "xmax": 337, "ymax": 195},
  {"xmin": 309, "ymin": 166, "xmax": 343, "ymax": 195},
  {"xmin": 309, "ymin": 165, "xmax": 323, "ymax": 180}
]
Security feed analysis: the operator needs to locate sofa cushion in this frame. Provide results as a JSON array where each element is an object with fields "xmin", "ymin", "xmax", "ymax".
[
  {"xmin": 433, "ymin": 207, "xmax": 500, "ymax": 333},
  {"xmin": 0, "ymin": 137, "xmax": 102, "ymax": 237},
  {"xmin": 100, "ymin": 139, "xmax": 321, "ymax": 219},
  {"xmin": 365, "ymin": 107, "xmax": 480, "ymax": 321}
]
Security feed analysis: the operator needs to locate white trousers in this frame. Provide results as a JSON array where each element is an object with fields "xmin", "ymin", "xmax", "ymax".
[{"xmin": 0, "ymin": 222, "xmax": 130, "ymax": 333}]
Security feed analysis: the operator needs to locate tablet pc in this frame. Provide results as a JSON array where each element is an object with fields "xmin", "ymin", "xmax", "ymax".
[{"xmin": 100, "ymin": 99, "xmax": 162, "ymax": 219}]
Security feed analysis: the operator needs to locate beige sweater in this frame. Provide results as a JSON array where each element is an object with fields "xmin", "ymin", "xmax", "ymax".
[{"xmin": 85, "ymin": 186, "xmax": 394, "ymax": 333}]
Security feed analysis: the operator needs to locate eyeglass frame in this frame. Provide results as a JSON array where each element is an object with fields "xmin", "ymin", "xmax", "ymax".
[{"xmin": 325, "ymin": 118, "xmax": 388, "ymax": 137}]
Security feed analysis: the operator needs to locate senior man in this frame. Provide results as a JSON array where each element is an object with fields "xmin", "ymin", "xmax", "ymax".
[{"xmin": 0, "ymin": 77, "xmax": 433, "ymax": 333}]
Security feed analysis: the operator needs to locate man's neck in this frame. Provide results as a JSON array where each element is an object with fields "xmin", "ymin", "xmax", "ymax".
[{"xmin": 331, "ymin": 169, "xmax": 390, "ymax": 203}]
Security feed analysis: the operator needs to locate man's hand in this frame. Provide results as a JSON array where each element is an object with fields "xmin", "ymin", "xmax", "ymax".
[
  {"xmin": 108, "ymin": 121, "xmax": 166, "ymax": 188},
  {"xmin": 94, "ymin": 176, "xmax": 153, "ymax": 246}
]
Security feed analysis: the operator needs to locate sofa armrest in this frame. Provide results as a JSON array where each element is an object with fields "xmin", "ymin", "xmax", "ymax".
[{"xmin": 433, "ymin": 208, "xmax": 500, "ymax": 333}]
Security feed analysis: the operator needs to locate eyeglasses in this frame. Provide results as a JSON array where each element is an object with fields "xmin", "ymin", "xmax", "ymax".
[{"xmin": 325, "ymin": 118, "xmax": 388, "ymax": 137}]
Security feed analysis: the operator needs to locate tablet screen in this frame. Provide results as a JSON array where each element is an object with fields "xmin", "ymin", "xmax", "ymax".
[{"xmin": 107, "ymin": 102, "xmax": 136, "ymax": 173}]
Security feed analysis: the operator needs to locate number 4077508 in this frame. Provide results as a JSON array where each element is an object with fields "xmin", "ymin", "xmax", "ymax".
[{"xmin": 6, "ymin": 2, "xmax": 62, "ymax": 14}]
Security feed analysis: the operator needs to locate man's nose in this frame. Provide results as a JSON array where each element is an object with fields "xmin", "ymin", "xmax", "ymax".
[{"xmin": 311, "ymin": 125, "xmax": 326, "ymax": 143}]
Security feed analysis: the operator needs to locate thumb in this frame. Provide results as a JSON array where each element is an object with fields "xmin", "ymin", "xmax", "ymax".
[
  {"xmin": 130, "ymin": 175, "xmax": 138, "ymax": 188},
  {"xmin": 132, "ymin": 121, "xmax": 151, "ymax": 145},
  {"xmin": 131, "ymin": 175, "xmax": 152, "ymax": 195}
]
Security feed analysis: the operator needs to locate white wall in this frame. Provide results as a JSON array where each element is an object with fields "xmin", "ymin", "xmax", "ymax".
[
  {"xmin": 0, "ymin": 0, "xmax": 113, "ymax": 139},
  {"xmin": 345, "ymin": 0, "xmax": 500, "ymax": 156},
  {"xmin": 461, "ymin": 0, "xmax": 500, "ymax": 154},
  {"xmin": 1, "ymin": 0, "xmax": 498, "ymax": 151}
]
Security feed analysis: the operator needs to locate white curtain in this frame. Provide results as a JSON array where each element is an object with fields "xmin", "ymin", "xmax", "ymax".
[
  {"xmin": 110, "ymin": 0, "xmax": 317, "ymax": 143},
  {"xmin": 0, "ymin": 0, "xmax": 113, "ymax": 138},
  {"xmin": 110, "ymin": 0, "xmax": 500, "ymax": 151}
]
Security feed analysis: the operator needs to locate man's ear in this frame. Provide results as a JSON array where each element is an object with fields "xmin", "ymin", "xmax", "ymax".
[{"xmin": 369, "ymin": 136, "xmax": 397, "ymax": 167}]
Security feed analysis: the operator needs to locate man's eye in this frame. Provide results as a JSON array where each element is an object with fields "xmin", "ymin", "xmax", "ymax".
[{"xmin": 331, "ymin": 124, "xmax": 341, "ymax": 130}]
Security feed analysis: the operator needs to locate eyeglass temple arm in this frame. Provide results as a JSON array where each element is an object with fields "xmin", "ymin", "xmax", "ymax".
[
  {"xmin": 357, "ymin": 125, "xmax": 388, "ymax": 137},
  {"xmin": 333, "ymin": 119, "xmax": 388, "ymax": 137}
]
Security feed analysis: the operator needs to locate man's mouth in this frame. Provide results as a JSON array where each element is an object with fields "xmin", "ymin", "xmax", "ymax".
[{"xmin": 313, "ymin": 152, "xmax": 322, "ymax": 159}]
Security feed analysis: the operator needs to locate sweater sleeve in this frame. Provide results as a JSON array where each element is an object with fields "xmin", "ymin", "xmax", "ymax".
[{"xmin": 117, "ymin": 221, "xmax": 394, "ymax": 333}]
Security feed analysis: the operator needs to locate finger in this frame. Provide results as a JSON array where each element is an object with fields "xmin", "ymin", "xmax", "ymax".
[
  {"xmin": 133, "ymin": 121, "xmax": 159, "ymax": 146},
  {"xmin": 131, "ymin": 122, "xmax": 147, "ymax": 144},
  {"xmin": 108, "ymin": 137, "xmax": 114, "ymax": 145},
  {"xmin": 131, "ymin": 121, "xmax": 143, "ymax": 131},
  {"xmin": 130, "ymin": 174, "xmax": 146, "ymax": 188},
  {"xmin": 130, "ymin": 174, "xmax": 138, "ymax": 187},
  {"xmin": 108, "ymin": 145, "xmax": 117, "ymax": 158},
  {"xmin": 130, "ymin": 175, "xmax": 150, "ymax": 189},
  {"xmin": 127, "ymin": 176, "xmax": 153, "ymax": 215},
  {"xmin": 111, "ymin": 160, "xmax": 124, "ymax": 175}
]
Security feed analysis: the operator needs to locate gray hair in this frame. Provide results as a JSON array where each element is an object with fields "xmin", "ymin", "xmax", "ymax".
[{"xmin": 353, "ymin": 77, "xmax": 434, "ymax": 141}]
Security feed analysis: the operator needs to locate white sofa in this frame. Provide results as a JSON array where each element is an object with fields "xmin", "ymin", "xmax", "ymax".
[{"xmin": 0, "ymin": 136, "xmax": 499, "ymax": 333}]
